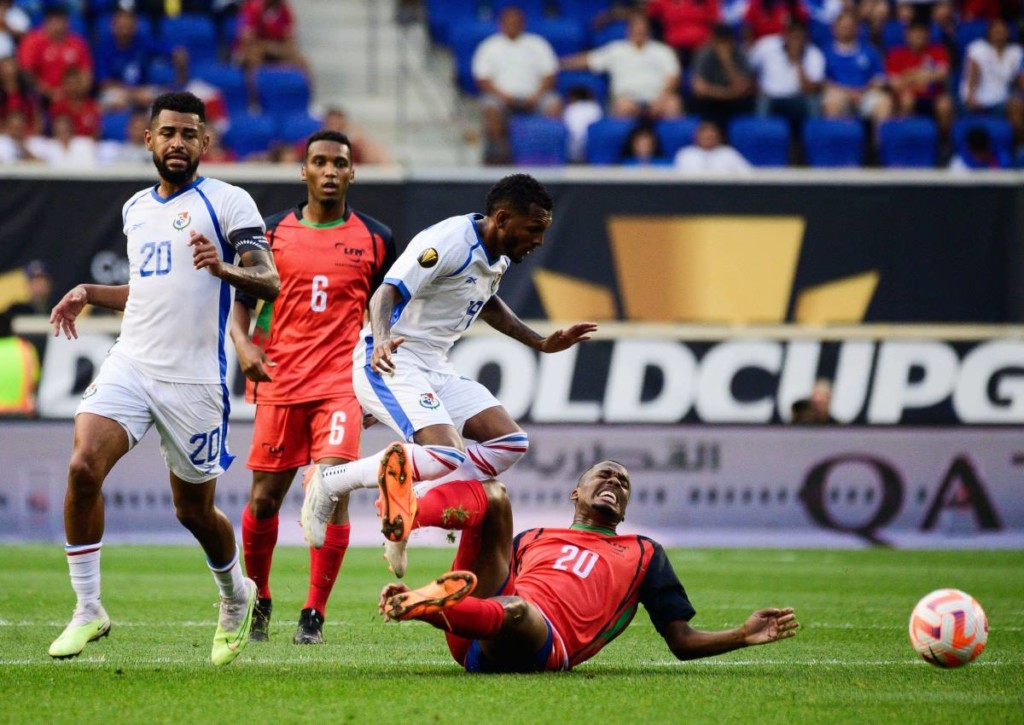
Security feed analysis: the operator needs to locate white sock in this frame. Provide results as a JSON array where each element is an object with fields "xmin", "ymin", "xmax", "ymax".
[
  {"xmin": 65, "ymin": 542, "xmax": 103, "ymax": 624},
  {"xmin": 435, "ymin": 432, "xmax": 530, "ymax": 484},
  {"xmin": 208, "ymin": 549, "xmax": 246, "ymax": 600},
  {"xmin": 321, "ymin": 443, "xmax": 466, "ymax": 496}
]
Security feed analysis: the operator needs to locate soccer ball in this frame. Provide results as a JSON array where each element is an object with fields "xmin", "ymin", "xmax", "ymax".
[{"xmin": 908, "ymin": 589, "xmax": 988, "ymax": 668}]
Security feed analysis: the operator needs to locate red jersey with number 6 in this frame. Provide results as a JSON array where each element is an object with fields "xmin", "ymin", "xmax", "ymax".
[
  {"xmin": 510, "ymin": 526, "xmax": 697, "ymax": 669},
  {"xmin": 241, "ymin": 203, "xmax": 396, "ymax": 404}
]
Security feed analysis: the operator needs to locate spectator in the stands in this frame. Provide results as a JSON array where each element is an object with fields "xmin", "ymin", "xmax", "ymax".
[
  {"xmin": 620, "ymin": 121, "xmax": 672, "ymax": 165},
  {"xmin": 645, "ymin": 0, "xmax": 721, "ymax": 66},
  {"xmin": 203, "ymin": 124, "xmax": 238, "ymax": 163},
  {"xmin": 691, "ymin": 23, "xmax": 755, "ymax": 127},
  {"xmin": 29, "ymin": 112, "xmax": 97, "ymax": 167},
  {"xmin": 562, "ymin": 84, "xmax": 603, "ymax": 162},
  {"xmin": 167, "ymin": 47, "xmax": 230, "ymax": 130},
  {"xmin": 674, "ymin": 119, "xmax": 752, "ymax": 172},
  {"xmin": 959, "ymin": 17, "xmax": 1024, "ymax": 141},
  {"xmin": 320, "ymin": 105, "xmax": 392, "ymax": 164},
  {"xmin": 98, "ymin": 109, "xmax": 151, "ymax": 165},
  {"xmin": 856, "ymin": 0, "xmax": 891, "ymax": 52},
  {"xmin": 472, "ymin": 5, "xmax": 561, "ymax": 165},
  {"xmin": 15, "ymin": 5, "xmax": 92, "ymax": 102},
  {"xmin": 0, "ymin": 108, "xmax": 41, "ymax": 162},
  {"xmin": 0, "ymin": 0, "xmax": 30, "ymax": 60},
  {"xmin": 821, "ymin": 11, "xmax": 892, "ymax": 128},
  {"xmin": 887, "ymin": 19, "xmax": 953, "ymax": 136},
  {"xmin": 6, "ymin": 260, "xmax": 54, "ymax": 317},
  {"xmin": 790, "ymin": 378, "xmax": 836, "ymax": 424},
  {"xmin": 236, "ymin": 0, "xmax": 308, "ymax": 72},
  {"xmin": 48, "ymin": 67, "xmax": 101, "ymax": 139},
  {"xmin": 960, "ymin": 0, "xmax": 1004, "ymax": 21},
  {"xmin": 95, "ymin": 8, "xmax": 162, "ymax": 112},
  {"xmin": 948, "ymin": 125, "xmax": 1011, "ymax": 171},
  {"xmin": 744, "ymin": 0, "xmax": 810, "ymax": 42},
  {"xmin": 562, "ymin": 12, "xmax": 683, "ymax": 120},
  {"xmin": 0, "ymin": 56, "xmax": 41, "ymax": 135},
  {"xmin": 750, "ymin": 20, "xmax": 824, "ymax": 127},
  {"xmin": 930, "ymin": 1, "xmax": 959, "ymax": 65}
]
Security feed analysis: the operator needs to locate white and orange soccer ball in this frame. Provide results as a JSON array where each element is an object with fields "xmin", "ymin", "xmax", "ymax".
[{"xmin": 908, "ymin": 588, "xmax": 988, "ymax": 668}]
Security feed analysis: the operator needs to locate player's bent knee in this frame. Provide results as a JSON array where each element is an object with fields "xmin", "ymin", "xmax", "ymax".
[
  {"xmin": 67, "ymin": 454, "xmax": 105, "ymax": 495},
  {"xmin": 248, "ymin": 491, "xmax": 284, "ymax": 518},
  {"xmin": 498, "ymin": 597, "xmax": 533, "ymax": 628},
  {"xmin": 482, "ymin": 479, "xmax": 510, "ymax": 511}
]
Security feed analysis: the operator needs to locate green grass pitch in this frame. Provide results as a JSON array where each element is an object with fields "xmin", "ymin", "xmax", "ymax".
[{"xmin": 2, "ymin": 545, "xmax": 1022, "ymax": 724}]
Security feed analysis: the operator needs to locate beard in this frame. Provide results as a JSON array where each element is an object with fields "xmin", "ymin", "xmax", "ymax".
[{"xmin": 153, "ymin": 151, "xmax": 199, "ymax": 185}]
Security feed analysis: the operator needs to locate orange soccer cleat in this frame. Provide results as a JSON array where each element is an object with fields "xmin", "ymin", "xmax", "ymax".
[
  {"xmin": 376, "ymin": 442, "xmax": 417, "ymax": 542},
  {"xmin": 382, "ymin": 570, "xmax": 478, "ymax": 621}
]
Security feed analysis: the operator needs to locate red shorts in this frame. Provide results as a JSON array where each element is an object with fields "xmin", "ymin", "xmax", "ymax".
[{"xmin": 247, "ymin": 396, "xmax": 362, "ymax": 471}]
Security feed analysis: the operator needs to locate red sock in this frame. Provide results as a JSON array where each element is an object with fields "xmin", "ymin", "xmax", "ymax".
[
  {"xmin": 414, "ymin": 479, "xmax": 487, "ymax": 531},
  {"xmin": 304, "ymin": 523, "xmax": 350, "ymax": 615},
  {"xmin": 420, "ymin": 596, "xmax": 505, "ymax": 640},
  {"xmin": 241, "ymin": 504, "xmax": 278, "ymax": 600}
]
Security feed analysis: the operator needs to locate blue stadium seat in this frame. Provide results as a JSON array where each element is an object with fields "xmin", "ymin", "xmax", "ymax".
[
  {"xmin": 728, "ymin": 115, "xmax": 790, "ymax": 167},
  {"xmin": 533, "ymin": 18, "xmax": 586, "ymax": 56},
  {"xmin": 560, "ymin": 0, "xmax": 614, "ymax": 26},
  {"xmin": 585, "ymin": 117, "xmax": 634, "ymax": 163},
  {"xmin": 878, "ymin": 118, "xmax": 938, "ymax": 168},
  {"xmin": 450, "ymin": 19, "xmax": 497, "ymax": 95},
  {"xmin": 254, "ymin": 67, "xmax": 311, "ymax": 121},
  {"xmin": 424, "ymin": 0, "xmax": 482, "ymax": 46},
  {"xmin": 590, "ymin": 20, "xmax": 627, "ymax": 48},
  {"xmin": 223, "ymin": 114, "xmax": 276, "ymax": 158},
  {"xmin": 100, "ymin": 110, "xmax": 132, "ymax": 141},
  {"xmin": 508, "ymin": 116, "xmax": 568, "ymax": 166},
  {"xmin": 953, "ymin": 116, "xmax": 1013, "ymax": 160},
  {"xmin": 491, "ymin": 0, "xmax": 550, "ymax": 18},
  {"xmin": 656, "ymin": 117, "xmax": 701, "ymax": 157},
  {"xmin": 160, "ymin": 13, "xmax": 218, "ymax": 65},
  {"xmin": 277, "ymin": 112, "xmax": 322, "ymax": 145},
  {"xmin": 94, "ymin": 12, "xmax": 155, "ymax": 45},
  {"xmin": 557, "ymin": 70, "xmax": 608, "ymax": 106},
  {"xmin": 803, "ymin": 119, "xmax": 865, "ymax": 167},
  {"xmin": 192, "ymin": 62, "xmax": 249, "ymax": 117},
  {"xmin": 955, "ymin": 19, "xmax": 990, "ymax": 58},
  {"xmin": 146, "ymin": 57, "xmax": 175, "ymax": 86}
]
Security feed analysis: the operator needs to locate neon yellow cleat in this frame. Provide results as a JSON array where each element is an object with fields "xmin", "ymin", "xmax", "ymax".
[
  {"xmin": 211, "ymin": 578, "xmax": 257, "ymax": 666},
  {"xmin": 48, "ymin": 614, "xmax": 111, "ymax": 659}
]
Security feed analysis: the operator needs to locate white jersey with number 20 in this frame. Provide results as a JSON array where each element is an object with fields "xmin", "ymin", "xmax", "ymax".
[{"xmin": 113, "ymin": 176, "xmax": 265, "ymax": 384}]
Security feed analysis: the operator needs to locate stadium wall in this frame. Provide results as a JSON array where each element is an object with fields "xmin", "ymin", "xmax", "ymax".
[{"xmin": 1, "ymin": 421, "xmax": 1021, "ymax": 548}]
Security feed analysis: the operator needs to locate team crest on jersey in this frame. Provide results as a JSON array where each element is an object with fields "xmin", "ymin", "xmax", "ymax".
[
  {"xmin": 419, "ymin": 393, "xmax": 440, "ymax": 410},
  {"xmin": 417, "ymin": 248, "xmax": 439, "ymax": 268},
  {"xmin": 172, "ymin": 211, "xmax": 191, "ymax": 230},
  {"xmin": 81, "ymin": 383, "xmax": 97, "ymax": 400}
]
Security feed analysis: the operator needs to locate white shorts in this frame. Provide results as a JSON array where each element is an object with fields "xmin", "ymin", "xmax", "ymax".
[
  {"xmin": 352, "ymin": 339, "xmax": 500, "ymax": 441},
  {"xmin": 76, "ymin": 352, "xmax": 234, "ymax": 483}
]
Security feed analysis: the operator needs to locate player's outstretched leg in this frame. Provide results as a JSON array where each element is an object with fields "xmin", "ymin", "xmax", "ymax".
[
  {"xmin": 377, "ymin": 442, "xmax": 417, "ymax": 543},
  {"xmin": 211, "ymin": 577, "xmax": 258, "ymax": 666},
  {"xmin": 300, "ymin": 464, "xmax": 338, "ymax": 549},
  {"xmin": 381, "ymin": 571, "xmax": 477, "ymax": 621}
]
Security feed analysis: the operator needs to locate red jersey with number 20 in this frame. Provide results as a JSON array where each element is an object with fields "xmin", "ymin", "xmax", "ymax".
[
  {"xmin": 510, "ymin": 526, "xmax": 696, "ymax": 669},
  {"xmin": 243, "ymin": 204, "xmax": 396, "ymax": 405}
]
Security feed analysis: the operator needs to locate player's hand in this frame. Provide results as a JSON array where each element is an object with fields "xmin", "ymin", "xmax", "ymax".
[
  {"xmin": 370, "ymin": 336, "xmax": 406, "ymax": 376},
  {"xmin": 49, "ymin": 285, "xmax": 89, "ymax": 339},
  {"xmin": 741, "ymin": 607, "xmax": 799, "ymax": 646},
  {"xmin": 378, "ymin": 582, "xmax": 411, "ymax": 619},
  {"xmin": 538, "ymin": 322, "xmax": 598, "ymax": 353},
  {"xmin": 236, "ymin": 339, "xmax": 276, "ymax": 382},
  {"xmin": 189, "ymin": 230, "xmax": 224, "ymax": 277}
]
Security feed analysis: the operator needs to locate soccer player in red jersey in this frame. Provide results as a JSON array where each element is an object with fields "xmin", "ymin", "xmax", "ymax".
[
  {"xmin": 377, "ymin": 458, "xmax": 800, "ymax": 671},
  {"xmin": 230, "ymin": 129, "xmax": 396, "ymax": 644}
]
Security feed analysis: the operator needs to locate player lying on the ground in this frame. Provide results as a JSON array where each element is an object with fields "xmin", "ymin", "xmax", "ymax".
[{"xmin": 373, "ymin": 451, "xmax": 800, "ymax": 672}]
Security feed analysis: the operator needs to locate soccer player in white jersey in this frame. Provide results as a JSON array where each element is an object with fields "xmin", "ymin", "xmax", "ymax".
[
  {"xmin": 301, "ymin": 174, "xmax": 597, "ymax": 574},
  {"xmin": 47, "ymin": 92, "xmax": 280, "ymax": 665}
]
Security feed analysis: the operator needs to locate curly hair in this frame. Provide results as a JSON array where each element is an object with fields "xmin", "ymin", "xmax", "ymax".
[
  {"xmin": 150, "ymin": 91, "xmax": 206, "ymax": 123},
  {"xmin": 485, "ymin": 174, "xmax": 553, "ymax": 216}
]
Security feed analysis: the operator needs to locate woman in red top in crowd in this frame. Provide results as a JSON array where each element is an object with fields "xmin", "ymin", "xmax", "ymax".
[
  {"xmin": 646, "ymin": 0, "xmax": 721, "ymax": 65},
  {"xmin": 745, "ymin": 0, "xmax": 810, "ymax": 41}
]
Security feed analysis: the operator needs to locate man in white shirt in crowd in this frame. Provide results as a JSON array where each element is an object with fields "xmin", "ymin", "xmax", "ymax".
[
  {"xmin": 960, "ymin": 17, "xmax": 1023, "ymax": 139},
  {"xmin": 472, "ymin": 5, "xmax": 561, "ymax": 164},
  {"xmin": 674, "ymin": 120, "xmax": 752, "ymax": 173},
  {"xmin": 750, "ymin": 21, "xmax": 825, "ymax": 127},
  {"xmin": 562, "ymin": 11, "xmax": 683, "ymax": 120}
]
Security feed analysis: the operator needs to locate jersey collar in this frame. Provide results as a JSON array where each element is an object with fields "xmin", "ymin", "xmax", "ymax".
[
  {"xmin": 570, "ymin": 523, "xmax": 616, "ymax": 536},
  {"xmin": 150, "ymin": 176, "xmax": 205, "ymax": 204},
  {"xmin": 468, "ymin": 212, "xmax": 501, "ymax": 265},
  {"xmin": 296, "ymin": 201, "xmax": 351, "ymax": 228}
]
